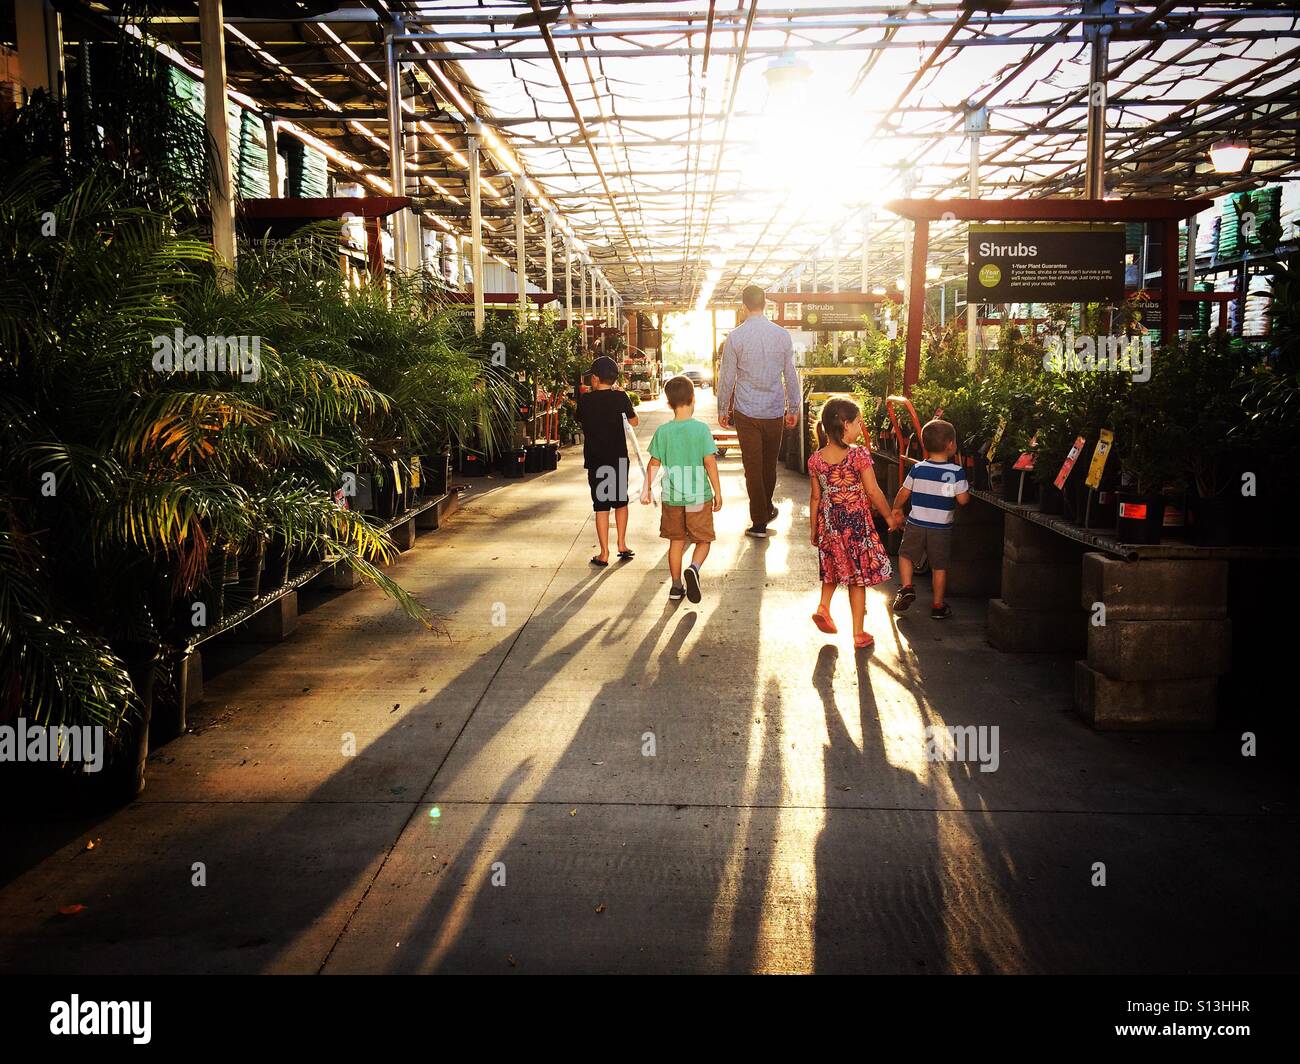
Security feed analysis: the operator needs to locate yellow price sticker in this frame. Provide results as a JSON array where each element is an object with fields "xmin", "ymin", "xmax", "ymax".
[
  {"xmin": 985, "ymin": 419, "xmax": 1007, "ymax": 462},
  {"xmin": 1085, "ymin": 429, "xmax": 1114, "ymax": 489}
]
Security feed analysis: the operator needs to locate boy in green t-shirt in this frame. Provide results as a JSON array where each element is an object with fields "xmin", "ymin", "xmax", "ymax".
[{"xmin": 640, "ymin": 375, "xmax": 723, "ymax": 603}]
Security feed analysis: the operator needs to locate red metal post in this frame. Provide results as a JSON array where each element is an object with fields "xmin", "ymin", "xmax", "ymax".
[{"xmin": 904, "ymin": 218, "xmax": 929, "ymax": 395}]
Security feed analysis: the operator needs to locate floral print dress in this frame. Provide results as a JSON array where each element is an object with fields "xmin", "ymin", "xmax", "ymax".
[{"xmin": 808, "ymin": 445, "xmax": 893, "ymax": 587}]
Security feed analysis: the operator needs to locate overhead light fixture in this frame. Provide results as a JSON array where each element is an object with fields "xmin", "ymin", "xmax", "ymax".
[
  {"xmin": 764, "ymin": 50, "xmax": 813, "ymax": 92},
  {"xmin": 871, "ymin": 285, "xmax": 887, "ymax": 296},
  {"xmin": 763, "ymin": 50, "xmax": 813, "ymax": 116},
  {"xmin": 926, "ymin": 265, "xmax": 942, "ymax": 281},
  {"xmin": 896, "ymin": 275, "xmax": 907, "ymax": 290},
  {"xmin": 1209, "ymin": 139, "xmax": 1250, "ymax": 174}
]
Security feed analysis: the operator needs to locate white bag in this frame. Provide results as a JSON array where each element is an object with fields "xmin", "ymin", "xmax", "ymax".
[{"xmin": 622, "ymin": 413, "xmax": 658, "ymax": 504}]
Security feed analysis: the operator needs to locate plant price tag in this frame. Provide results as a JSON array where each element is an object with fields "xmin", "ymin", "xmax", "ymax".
[
  {"xmin": 1085, "ymin": 428, "xmax": 1114, "ymax": 489},
  {"xmin": 985, "ymin": 419, "xmax": 1007, "ymax": 462},
  {"xmin": 1053, "ymin": 435, "xmax": 1087, "ymax": 490}
]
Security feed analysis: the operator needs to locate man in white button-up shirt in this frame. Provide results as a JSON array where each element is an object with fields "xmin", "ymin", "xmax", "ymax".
[{"xmin": 717, "ymin": 286, "xmax": 800, "ymax": 537}]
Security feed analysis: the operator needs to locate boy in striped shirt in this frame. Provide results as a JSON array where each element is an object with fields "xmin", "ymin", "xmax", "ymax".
[{"xmin": 890, "ymin": 419, "xmax": 971, "ymax": 619}]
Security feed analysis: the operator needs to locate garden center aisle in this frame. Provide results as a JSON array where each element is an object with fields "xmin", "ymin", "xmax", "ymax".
[{"xmin": 0, "ymin": 393, "xmax": 1295, "ymax": 975}]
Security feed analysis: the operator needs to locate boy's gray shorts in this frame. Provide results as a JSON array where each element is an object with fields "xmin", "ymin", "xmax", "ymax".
[{"xmin": 900, "ymin": 523, "xmax": 952, "ymax": 571}]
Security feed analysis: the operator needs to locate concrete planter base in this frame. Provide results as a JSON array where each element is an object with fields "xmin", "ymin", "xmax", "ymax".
[{"xmin": 1073, "ymin": 554, "xmax": 1231, "ymax": 730}]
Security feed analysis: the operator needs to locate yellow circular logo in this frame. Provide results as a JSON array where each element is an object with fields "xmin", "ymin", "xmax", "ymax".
[
  {"xmin": 806, "ymin": 312, "xmax": 818, "ymax": 325},
  {"xmin": 978, "ymin": 263, "xmax": 1001, "ymax": 288}
]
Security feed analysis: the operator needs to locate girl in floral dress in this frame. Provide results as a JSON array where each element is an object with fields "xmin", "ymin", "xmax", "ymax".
[{"xmin": 808, "ymin": 398, "xmax": 900, "ymax": 648}]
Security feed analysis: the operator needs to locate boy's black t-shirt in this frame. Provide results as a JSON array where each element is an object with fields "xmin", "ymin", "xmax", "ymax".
[{"xmin": 576, "ymin": 389, "xmax": 635, "ymax": 469}]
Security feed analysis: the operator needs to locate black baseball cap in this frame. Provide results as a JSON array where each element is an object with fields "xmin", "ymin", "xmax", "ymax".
[{"xmin": 589, "ymin": 356, "xmax": 619, "ymax": 381}]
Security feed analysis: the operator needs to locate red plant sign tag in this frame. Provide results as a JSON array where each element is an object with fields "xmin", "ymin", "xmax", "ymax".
[
  {"xmin": 1053, "ymin": 436, "xmax": 1087, "ymax": 490},
  {"xmin": 1013, "ymin": 451, "xmax": 1035, "ymax": 471},
  {"xmin": 1119, "ymin": 501, "xmax": 1147, "ymax": 520}
]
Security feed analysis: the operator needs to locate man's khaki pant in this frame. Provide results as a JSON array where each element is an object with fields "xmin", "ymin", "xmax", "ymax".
[{"xmin": 732, "ymin": 410, "xmax": 784, "ymax": 528}]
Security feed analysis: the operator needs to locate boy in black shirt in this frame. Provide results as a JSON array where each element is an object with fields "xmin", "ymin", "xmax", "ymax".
[{"xmin": 576, "ymin": 356, "xmax": 640, "ymax": 566}]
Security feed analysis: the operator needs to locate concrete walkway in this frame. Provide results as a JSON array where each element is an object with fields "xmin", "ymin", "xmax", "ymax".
[{"xmin": 1, "ymin": 394, "xmax": 1295, "ymax": 974}]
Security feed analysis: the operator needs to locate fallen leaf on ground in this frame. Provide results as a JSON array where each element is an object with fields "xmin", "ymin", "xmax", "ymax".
[
  {"xmin": 595, "ymin": 903, "xmax": 605, "ymax": 914},
  {"xmin": 58, "ymin": 904, "xmax": 87, "ymax": 915}
]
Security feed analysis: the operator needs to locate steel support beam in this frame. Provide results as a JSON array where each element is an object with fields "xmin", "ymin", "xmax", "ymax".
[
  {"xmin": 384, "ymin": 21, "xmax": 407, "ymax": 272},
  {"xmin": 468, "ymin": 131, "xmax": 484, "ymax": 334},
  {"xmin": 199, "ymin": 0, "xmax": 237, "ymax": 282},
  {"xmin": 515, "ymin": 176, "xmax": 527, "ymax": 323},
  {"xmin": 544, "ymin": 214, "xmax": 554, "ymax": 295}
]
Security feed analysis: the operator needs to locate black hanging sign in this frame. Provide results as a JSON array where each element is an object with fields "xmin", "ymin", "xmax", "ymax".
[{"xmin": 968, "ymin": 223, "xmax": 1126, "ymax": 302}]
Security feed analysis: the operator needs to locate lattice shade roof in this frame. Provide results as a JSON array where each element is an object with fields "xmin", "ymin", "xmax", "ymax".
[{"xmin": 70, "ymin": 2, "xmax": 1300, "ymax": 306}]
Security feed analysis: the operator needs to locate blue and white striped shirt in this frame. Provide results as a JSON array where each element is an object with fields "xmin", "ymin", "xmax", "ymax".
[
  {"xmin": 904, "ymin": 460, "xmax": 969, "ymax": 528},
  {"xmin": 717, "ymin": 314, "xmax": 800, "ymax": 420}
]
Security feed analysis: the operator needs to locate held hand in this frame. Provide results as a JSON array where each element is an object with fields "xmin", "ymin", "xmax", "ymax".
[
  {"xmin": 712, "ymin": 495, "xmax": 723, "ymax": 512},
  {"xmin": 719, "ymin": 414, "xmax": 731, "ymax": 429},
  {"xmin": 783, "ymin": 413, "xmax": 798, "ymax": 430},
  {"xmin": 640, "ymin": 488, "xmax": 652, "ymax": 505}
]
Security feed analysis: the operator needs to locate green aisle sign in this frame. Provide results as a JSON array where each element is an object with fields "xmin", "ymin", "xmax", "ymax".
[
  {"xmin": 801, "ymin": 302, "xmax": 873, "ymax": 331},
  {"xmin": 968, "ymin": 223, "xmax": 1125, "ymax": 302}
]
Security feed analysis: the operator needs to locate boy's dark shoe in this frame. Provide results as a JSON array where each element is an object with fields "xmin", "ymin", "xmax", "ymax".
[
  {"xmin": 931, "ymin": 602, "xmax": 952, "ymax": 620},
  {"xmin": 745, "ymin": 525, "xmax": 769, "ymax": 538},
  {"xmin": 768, "ymin": 505, "xmax": 779, "ymax": 521},
  {"xmin": 668, "ymin": 584, "xmax": 686, "ymax": 602},
  {"xmin": 683, "ymin": 566, "xmax": 702, "ymax": 603},
  {"xmin": 892, "ymin": 585, "xmax": 916, "ymax": 612}
]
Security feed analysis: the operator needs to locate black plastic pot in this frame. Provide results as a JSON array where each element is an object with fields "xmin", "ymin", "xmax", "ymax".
[
  {"xmin": 1115, "ymin": 492, "xmax": 1165, "ymax": 544},
  {"xmin": 421, "ymin": 450, "xmax": 451, "ymax": 496},
  {"xmin": 541, "ymin": 442, "xmax": 559, "ymax": 471},
  {"xmin": 241, "ymin": 538, "xmax": 267, "ymax": 600},
  {"xmin": 263, "ymin": 535, "xmax": 293, "ymax": 593},
  {"xmin": 525, "ymin": 443, "xmax": 545, "ymax": 473},
  {"xmin": 501, "ymin": 447, "xmax": 527, "ymax": 478},
  {"xmin": 375, "ymin": 464, "xmax": 412, "ymax": 518},
  {"xmin": 1161, "ymin": 490, "xmax": 1190, "ymax": 539},
  {"xmin": 1002, "ymin": 465, "xmax": 1037, "ymax": 504},
  {"xmin": 1188, "ymin": 493, "xmax": 1233, "ymax": 547},
  {"xmin": 1038, "ymin": 482, "xmax": 1065, "ymax": 515},
  {"xmin": 963, "ymin": 451, "xmax": 990, "ymax": 492},
  {"xmin": 459, "ymin": 448, "xmax": 487, "ymax": 477},
  {"xmin": 1075, "ymin": 449, "xmax": 1121, "ymax": 529},
  {"xmin": 92, "ymin": 649, "xmax": 159, "ymax": 803}
]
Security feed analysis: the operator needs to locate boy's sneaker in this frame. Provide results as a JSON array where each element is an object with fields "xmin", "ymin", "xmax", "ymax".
[
  {"xmin": 931, "ymin": 602, "xmax": 952, "ymax": 620},
  {"xmin": 745, "ymin": 525, "xmax": 769, "ymax": 538},
  {"xmin": 668, "ymin": 584, "xmax": 686, "ymax": 602},
  {"xmin": 892, "ymin": 585, "xmax": 916, "ymax": 612},
  {"xmin": 683, "ymin": 565, "xmax": 702, "ymax": 603},
  {"xmin": 768, "ymin": 505, "xmax": 779, "ymax": 521}
]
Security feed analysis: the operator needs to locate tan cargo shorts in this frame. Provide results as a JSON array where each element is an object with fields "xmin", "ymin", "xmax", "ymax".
[{"xmin": 660, "ymin": 502, "xmax": 716, "ymax": 543}]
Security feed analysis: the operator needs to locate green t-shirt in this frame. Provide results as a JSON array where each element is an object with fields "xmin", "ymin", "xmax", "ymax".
[{"xmin": 648, "ymin": 418, "xmax": 716, "ymax": 506}]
